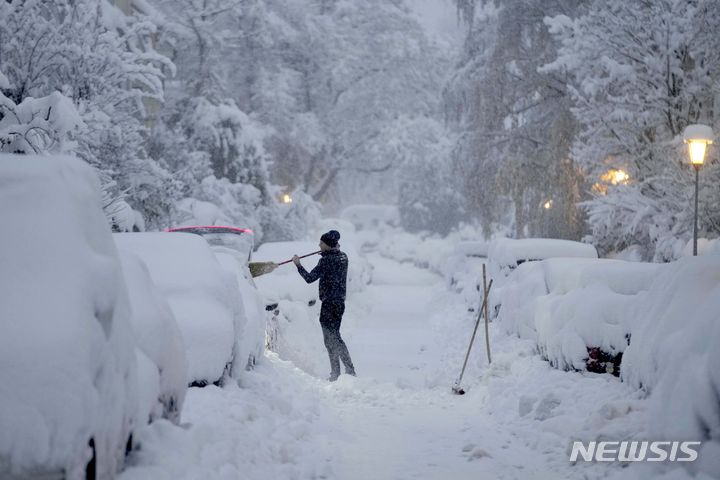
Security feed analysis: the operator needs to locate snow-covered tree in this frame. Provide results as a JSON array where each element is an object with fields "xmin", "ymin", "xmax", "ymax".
[
  {"xmin": 150, "ymin": 0, "xmax": 321, "ymax": 241},
  {"xmin": 545, "ymin": 0, "xmax": 720, "ymax": 260},
  {"xmin": 0, "ymin": 0, "xmax": 177, "ymax": 228},
  {"xmin": 365, "ymin": 115, "xmax": 463, "ymax": 235},
  {"xmin": 445, "ymin": 0, "xmax": 587, "ymax": 239}
]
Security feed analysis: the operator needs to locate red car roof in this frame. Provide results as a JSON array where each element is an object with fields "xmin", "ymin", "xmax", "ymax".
[{"xmin": 166, "ymin": 226, "xmax": 254, "ymax": 234}]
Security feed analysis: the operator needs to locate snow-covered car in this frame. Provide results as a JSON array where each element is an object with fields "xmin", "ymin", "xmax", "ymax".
[
  {"xmin": 212, "ymin": 250, "xmax": 266, "ymax": 370},
  {"xmin": 114, "ymin": 232, "xmax": 246, "ymax": 387},
  {"xmin": 166, "ymin": 225, "xmax": 264, "ymax": 370},
  {"xmin": 117, "ymin": 250, "xmax": 188, "ymax": 424},
  {"xmin": 167, "ymin": 225, "xmax": 254, "ymax": 262},
  {"xmin": 487, "ymin": 237, "xmax": 598, "ymax": 281},
  {"xmin": 495, "ymin": 256, "xmax": 662, "ymax": 375},
  {"xmin": 0, "ymin": 155, "xmax": 139, "ymax": 479},
  {"xmin": 444, "ymin": 240, "xmax": 489, "ymax": 290}
]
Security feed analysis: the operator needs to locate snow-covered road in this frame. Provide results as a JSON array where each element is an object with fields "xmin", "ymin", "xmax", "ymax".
[{"xmin": 121, "ymin": 254, "xmax": 651, "ymax": 480}]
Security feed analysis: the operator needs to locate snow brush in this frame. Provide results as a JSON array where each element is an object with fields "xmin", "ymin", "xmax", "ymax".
[
  {"xmin": 452, "ymin": 277, "xmax": 493, "ymax": 395},
  {"xmin": 249, "ymin": 251, "xmax": 321, "ymax": 278}
]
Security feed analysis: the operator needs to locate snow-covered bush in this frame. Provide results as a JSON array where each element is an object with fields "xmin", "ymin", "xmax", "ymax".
[
  {"xmin": 268, "ymin": 299, "xmax": 327, "ymax": 377},
  {"xmin": 117, "ymin": 250, "xmax": 188, "ymax": 424},
  {"xmin": 0, "ymin": 88, "xmax": 83, "ymax": 154},
  {"xmin": 0, "ymin": 155, "xmax": 138, "ymax": 479},
  {"xmin": 621, "ymin": 257, "xmax": 720, "ymax": 477},
  {"xmin": 114, "ymin": 233, "xmax": 246, "ymax": 386},
  {"xmin": 391, "ymin": 116, "xmax": 464, "ymax": 235}
]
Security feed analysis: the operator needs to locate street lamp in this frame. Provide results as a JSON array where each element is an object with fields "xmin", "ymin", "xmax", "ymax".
[{"xmin": 683, "ymin": 124, "xmax": 714, "ymax": 256}]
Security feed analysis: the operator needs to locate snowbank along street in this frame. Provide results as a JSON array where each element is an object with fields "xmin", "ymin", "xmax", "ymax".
[{"xmin": 121, "ymin": 248, "xmax": 693, "ymax": 480}]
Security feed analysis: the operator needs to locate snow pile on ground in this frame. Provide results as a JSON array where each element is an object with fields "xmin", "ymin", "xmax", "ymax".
[
  {"xmin": 119, "ymin": 359, "xmax": 336, "ymax": 480},
  {"xmin": 0, "ymin": 155, "xmax": 137, "ymax": 478},
  {"xmin": 269, "ymin": 300, "xmax": 329, "ymax": 377},
  {"xmin": 619, "ymin": 256, "xmax": 720, "ymax": 478},
  {"xmin": 115, "ymin": 233, "xmax": 245, "ymax": 385},
  {"xmin": 117, "ymin": 250, "xmax": 188, "ymax": 424}
]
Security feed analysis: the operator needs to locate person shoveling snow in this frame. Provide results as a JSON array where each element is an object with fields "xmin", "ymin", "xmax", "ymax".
[{"xmin": 293, "ymin": 230, "xmax": 356, "ymax": 382}]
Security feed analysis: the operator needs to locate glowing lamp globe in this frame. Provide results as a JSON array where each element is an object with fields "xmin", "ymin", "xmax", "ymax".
[{"xmin": 683, "ymin": 124, "xmax": 714, "ymax": 166}]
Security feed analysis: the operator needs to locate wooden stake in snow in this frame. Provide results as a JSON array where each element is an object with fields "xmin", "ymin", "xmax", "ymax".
[
  {"xmin": 452, "ymin": 275, "xmax": 494, "ymax": 395},
  {"xmin": 483, "ymin": 263, "xmax": 492, "ymax": 365}
]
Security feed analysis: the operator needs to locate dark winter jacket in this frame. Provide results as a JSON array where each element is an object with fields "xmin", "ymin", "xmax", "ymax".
[{"xmin": 297, "ymin": 249, "xmax": 348, "ymax": 302}]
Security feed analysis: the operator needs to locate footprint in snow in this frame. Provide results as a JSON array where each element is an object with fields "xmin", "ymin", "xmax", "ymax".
[{"xmin": 467, "ymin": 448, "xmax": 492, "ymax": 461}]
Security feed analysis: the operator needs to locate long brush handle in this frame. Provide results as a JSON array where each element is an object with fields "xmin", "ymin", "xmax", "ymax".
[{"xmin": 277, "ymin": 250, "xmax": 322, "ymax": 266}]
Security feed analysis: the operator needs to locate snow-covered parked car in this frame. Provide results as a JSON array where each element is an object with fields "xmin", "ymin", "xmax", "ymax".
[
  {"xmin": 0, "ymin": 155, "xmax": 139, "ymax": 479},
  {"xmin": 487, "ymin": 237, "xmax": 598, "ymax": 317},
  {"xmin": 487, "ymin": 237, "xmax": 598, "ymax": 279},
  {"xmin": 444, "ymin": 240, "xmax": 489, "ymax": 291},
  {"xmin": 212, "ymin": 250, "xmax": 266, "ymax": 370},
  {"xmin": 495, "ymin": 257, "xmax": 662, "ymax": 375},
  {"xmin": 114, "ymin": 232, "xmax": 246, "ymax": 387},
  {"xmin": 167, "ymin": 225, "xmax": 254, "ymax": 262},
  {"xmin": 116, "ymin": 250, "xmax": 188, "ymax": 424},
  {"xmin": 167, "ymin": 226, "xmax": 265, "ymax": 371}
]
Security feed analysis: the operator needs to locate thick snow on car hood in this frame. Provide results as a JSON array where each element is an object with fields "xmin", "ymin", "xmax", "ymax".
[{"xmin": 0, "ymin": 155, "xmax": 137, "ymax": 477}]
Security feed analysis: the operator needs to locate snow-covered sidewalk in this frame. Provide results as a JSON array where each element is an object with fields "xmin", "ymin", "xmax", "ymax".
[{"xmin": 121, "ymin": 254, "xmax": 671, "ymax": 480}]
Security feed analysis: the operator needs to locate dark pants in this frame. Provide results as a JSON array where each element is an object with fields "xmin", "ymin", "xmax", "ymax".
[{"xmin": 319, "ymin": 300, "xmax": 355, "ymax": 379}]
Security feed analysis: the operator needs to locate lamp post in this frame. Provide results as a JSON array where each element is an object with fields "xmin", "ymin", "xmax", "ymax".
[{"xmin": 683, "ymin": 124, "xmax": 714, "ymax": 256}]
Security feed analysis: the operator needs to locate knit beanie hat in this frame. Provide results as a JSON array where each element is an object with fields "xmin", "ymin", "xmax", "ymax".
[{"xmin": 320, "ymin": 230, "xmax": 340, "ymax": 248}]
